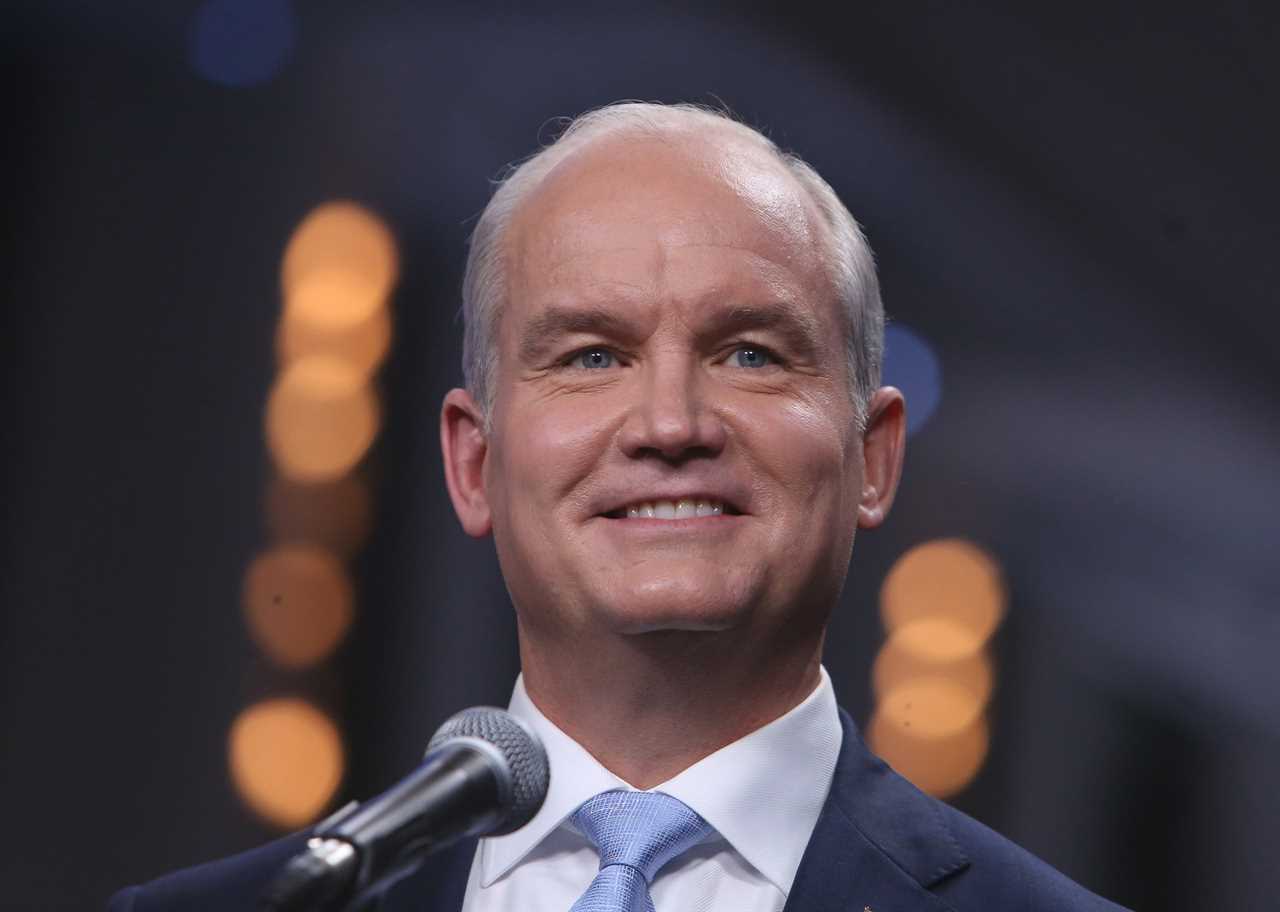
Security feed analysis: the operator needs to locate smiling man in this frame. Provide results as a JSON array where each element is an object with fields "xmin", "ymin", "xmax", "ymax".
[
  {"xmin": 440, "ymin": 107, "xmax": 892, "ymax": 806},
  {"xmin": 109, "ymin": 103, "xmax": 1127, "ymax": 911},
  {"xmin": 432, "ymin": 103, "xmax": 1125, "ymax": 912}
]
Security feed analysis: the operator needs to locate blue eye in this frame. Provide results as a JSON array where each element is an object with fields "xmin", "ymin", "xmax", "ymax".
[
  {"xmin": 575, "ymin": 348, "xmax": 615, "ymax": 369},
  {"xmin": 732, "ymin": 347, "xmax": 772, "ymax": 368}
]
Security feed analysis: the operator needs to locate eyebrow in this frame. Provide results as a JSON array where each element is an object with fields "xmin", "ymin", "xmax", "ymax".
[
  {"xmin": 518, "ymin": 305, "xmax": 643, "ymax": 364},
  {"xmin": 698, "ymin": 302, "xmax": 825, "ymax": 358}
]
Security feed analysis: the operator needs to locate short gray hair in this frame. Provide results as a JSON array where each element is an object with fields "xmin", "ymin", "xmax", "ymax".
[{"xmin": 461, "ymin": 102, "xmax": 884, "ymax": 429}]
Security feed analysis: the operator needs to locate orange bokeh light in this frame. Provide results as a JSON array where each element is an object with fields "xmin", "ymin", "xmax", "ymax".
[
  {"xmin": 229, "ymin": 698, "xmax": 344, "ymax": 828},
  {"xmin": 880, "ymin": 539, "xmax": 1006, "ymax": 643},
  {"xmin": 885, "ymin": 616, "xmax": 988, "ymax": 663},
  {"xmin": 243, "ymin": 544, "xmax": 354, "ymax": 669},
  {"xmin": 265, "ymin": 357, "xmax": 379, "ymax": 482},
  {"xmin": 877, "ymin": 676, "xmax": 985, "ymax": 740},
  {"xmin": 868, "ymin": 710, "xmax": 989, "ymax": 798},
  {"xmin": 285, "ymin": 269, "xmax": 389, "ymax": 335},
  {"xmin": 872, "ymin": 633, "xmax": 994, "ymax": 704},
  {"xmin": 281, "ymin": 201, "xmax": 397, "ymax": 329},
  {"xmin": 278, "ymin": 299, "xmax": 392, "ymax": 377}
]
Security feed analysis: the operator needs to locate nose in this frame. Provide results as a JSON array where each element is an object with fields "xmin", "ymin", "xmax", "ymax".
[{"xmin": 617, "ymin": 356, "xmax": 727, "ymax": 462}]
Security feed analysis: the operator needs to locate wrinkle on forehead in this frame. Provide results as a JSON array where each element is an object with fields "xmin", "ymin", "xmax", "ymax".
[{"xmin": 506, "ymin": 130, "xmax": 830, "ymax": 296}]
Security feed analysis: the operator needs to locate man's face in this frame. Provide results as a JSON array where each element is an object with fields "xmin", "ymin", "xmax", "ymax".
[{"xmin": 466, "ymin": 133, "xmax": 871, "ymax": 646}]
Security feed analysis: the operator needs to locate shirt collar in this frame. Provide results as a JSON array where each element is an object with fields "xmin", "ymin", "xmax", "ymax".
[
  {"xmin": 476, "ymin": 675, "xmax": 630, "ymax": 888},
  {"xmin": 477, "ymin": 667, "xmax": 843, "ymax": 897}
]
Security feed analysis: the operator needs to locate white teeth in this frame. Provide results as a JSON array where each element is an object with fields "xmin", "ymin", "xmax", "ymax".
[{"xmin": 619, "ymin": 499, "xmax": 725, "ymax": 519}]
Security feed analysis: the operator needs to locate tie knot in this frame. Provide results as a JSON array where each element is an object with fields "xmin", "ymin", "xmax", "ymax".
[{"xmin": 571, "ymin": 790, "xmax": 713, "ymax": 882}]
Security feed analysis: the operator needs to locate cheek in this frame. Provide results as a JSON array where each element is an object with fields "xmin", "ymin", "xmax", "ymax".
[
  {"xmin": 492, "ymin": 395, "xmax": 618, "ymax": 514},
  {"xmin": 738, "ymin": 396, "xmax": 858, "ymax": 508}
]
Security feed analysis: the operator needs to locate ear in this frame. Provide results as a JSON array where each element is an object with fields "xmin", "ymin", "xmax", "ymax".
[
  {"xmin": 440, "ymin": 387, "xmax": 493, "ymax": 538},
  {"xmin": 857, "ymin": 386, "xmax": 907, "ymax": 529}
]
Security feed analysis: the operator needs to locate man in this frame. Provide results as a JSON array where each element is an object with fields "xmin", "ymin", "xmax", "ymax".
[{"xmin": 110, "ymin": 102, "xmax": 1127, "ymax": 911}]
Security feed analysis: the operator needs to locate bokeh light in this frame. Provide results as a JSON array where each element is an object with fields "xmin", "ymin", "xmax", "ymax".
[
  {"xmin": 229, "ymin": 698, "xmax": 344, "ymax": 828},
  {"xmin": 265, "ymin": 474, "xmax": 373, "ymax": 557},
  {"xmin": 281, "ymin": 201, "xmax": 398, "ymax": 330},
  {"xmin": 870, "ymin": 537, "xmax": 1007, "ymax": 798},
  {"xmin": 887, "ymin": 616, "xmax": 988, "ymax": 663},
  {"xmin": 265, "ymin": 357, "xmax": 380, "ymax": 482},
  {"xmin": 873, "ymin": 633, "xmax": 994, "ymax": 703},
  {"xmin": 278, "ymin": 304, "xmax": 392, "ymax": 377},
  {"xmin": 285, "ymin": 270, "xmax": 389, "ymax": 335},
  {"xmin": 226, "ymin": 202, "xmax": 399, "ymax": 830},
  {"xmin": 882, "ymin": 323, "xmax": 943, "ymax": 437},
  {"xmin": 880, "ymin": 538, "xmax": 1006, "ymax": 643},
  {"xmin": 877, "ymin": 676, "xmax": 986, "ymax": 739},
  {"xmin": 243, "ymin": 545, "xmax": 354, "ymax": 668},
  {"xmin": 189, "ymin": 0, "xmax": 296, "ymax": 88},
  {"xmin": 868, "ymin": 711, "xmax": 989, "ymax": 798}
]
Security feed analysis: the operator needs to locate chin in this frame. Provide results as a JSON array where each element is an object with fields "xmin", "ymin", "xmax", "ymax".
[{"xmin": 596, "ymin": 578, "xmax": 753, "ymax": 635}]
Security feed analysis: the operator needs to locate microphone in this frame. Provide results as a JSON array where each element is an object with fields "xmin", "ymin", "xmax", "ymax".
[{"xmin": 261, "ymin": 706, "xmax": 550, "ymax": 912}]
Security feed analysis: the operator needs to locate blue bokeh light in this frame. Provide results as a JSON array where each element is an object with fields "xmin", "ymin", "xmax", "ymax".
[
  {"xmin": 883, "ymin": 323, "xmax": 943, "ymax": 437},
  {"xmin": 189, "ymin": 0, "xmax": 296, "ymax": 88}
]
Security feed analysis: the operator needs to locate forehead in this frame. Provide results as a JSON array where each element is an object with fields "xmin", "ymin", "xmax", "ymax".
[{"xmin": 503, "ymin": 130, "xmax": 836, "ymax": 321}]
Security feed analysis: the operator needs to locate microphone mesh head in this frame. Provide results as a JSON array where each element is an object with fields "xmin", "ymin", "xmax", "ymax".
[{"xmin": 427, "ymin": 706, "xmax": 549, "ymax": 835}]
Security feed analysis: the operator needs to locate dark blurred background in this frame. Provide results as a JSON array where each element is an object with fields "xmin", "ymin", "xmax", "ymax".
[{"xmin": 3, "ymin": 1, "xmax": 1278, "ymax": 908}]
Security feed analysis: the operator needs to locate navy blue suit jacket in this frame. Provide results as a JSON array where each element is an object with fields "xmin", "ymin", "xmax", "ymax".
[{"xmin": 109, "ymin": 710, "xmax": 1127, "ymax": 911}]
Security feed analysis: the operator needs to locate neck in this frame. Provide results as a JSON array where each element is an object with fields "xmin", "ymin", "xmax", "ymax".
[{"xmin": 518, "ymin": 624, "xmax": 824, "ymax": 789}]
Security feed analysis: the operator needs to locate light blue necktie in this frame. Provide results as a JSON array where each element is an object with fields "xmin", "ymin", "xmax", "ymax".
[{"xmin": 569, "ymin": 789, "xmax": 713, "ymax": 912}]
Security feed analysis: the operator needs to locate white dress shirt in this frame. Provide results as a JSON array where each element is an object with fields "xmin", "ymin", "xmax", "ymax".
[{"xmin": 459, "ymin": 666, "xmax": 843, "ymax": 912}]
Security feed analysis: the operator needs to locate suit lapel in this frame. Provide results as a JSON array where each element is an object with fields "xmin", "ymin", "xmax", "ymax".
[{"xmin": 783, "ymin": 710, "xmax": 969, "ymax": 912}]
